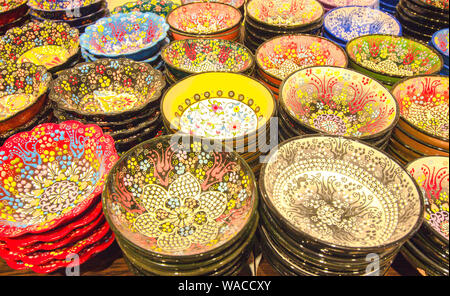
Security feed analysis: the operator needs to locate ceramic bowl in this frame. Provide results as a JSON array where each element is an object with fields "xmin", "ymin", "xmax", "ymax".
[
  {"xmin": 0, "ymin": 121, "xmax": 118, "ymax": 238},
  {"xmin": 80, "ymin": 12, "xmax": 169, "ymax": 60},
  {"xmin": 400, "ymin": 0, "xmax": 448, "ymax": 22},
  {"xmin": 181, "ymin": 0, "xmax": 244, "ymax": 11},
  {"xmin": 431, "ymin": 28, "xmax": 449, "ymax": 65},
  {"xmin": 259, "ymin": 135, "xmax": 424, "ymax": 253},
  {"xmin": 323, "ymin": 6, "xmax": 402, "ymax": 45},
  {"xmin": 409, "ymin": 0, "xmax": 449, "ymax": 11},
  {"xmin": 396, "ymin": 4, "xmax": 446, "ymax": 37},
  {"xmin": 392, "ymin": 126, "xmax": 449, "ymax": 157},
  {"xmin": 346, "ymin": 34, "xmax": 444, "ymax": 85},
  {"xmin": 112, "ymin": 0, "xmax": 181, "ymax": 17},
  {"xmin": 161, "ymin": 39, "xmax": 254, "ymax": 80},
  {"xmin": 255, "ymin": 34, "xmax": 348, "ymax": 86},
  {"xmin": 400, "ymin": 22, "xmax": 433, "ymax": 43},
  {"xmin": 318, "ymin": 0, "xmax": 379, "ymax": 8},
  {"xmin": 0, "ymin": 9, "xmax": 30, "ymax": 36},
  {"xmin": 0, "ymin": 0, "xmax": 28, "ymax": 26},
  {"xmin": 279, "ymin": 66, "xmax": 399, "ymax": 140},
  {"xmin": 49, "ymin": 58, "xmax": 166, "ymax": 121},
  {"xmin": 27, "ymin": 0, "xmax": 104, "ymax": 20},
  {"xmin": 102, "ymin": 135, "xmax": 258, "ymax": 261},
  {"xmin": 0, "ymin": 21, "xmax": 80, "ymax": 73}
]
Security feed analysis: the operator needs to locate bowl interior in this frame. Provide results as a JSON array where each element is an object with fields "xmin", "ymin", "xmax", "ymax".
[
  {"xmin": 162, "ymin": 39, "xmax": 253, "ymax": 74},
  {"xmin": 103, "ymin": 135, "xmax": 257, "ymax": 257},
  {"xmin": 281, "ymin": 66, "xmax": 398, "ymax": 138},
  {"xmin": 346, "ymin": 35, "xmax": 443, "ymax": 77},
  {"xmin": 256, "ymin": 35, "xmax": 348, "ymax": 81},
  {"xmin": 27, "ymin": 0, "xmax": 98, "ymax": 11},
  {"xmin": 167, "ymin": 2, "xmax": 241, "ymax": 35},
  {"xmin": 391, "ymin": 75, "xmax": 449, "ymax": 140},
  {"xmin": 51, "ymin": 59, "xmax": 164, "ymax": 115},
  {"xmin": 0, "ymin": 0, "xmax": 26, "ymax": 13},
  {"xmin": 247, "ymin": 0, "xmax": 323, "ymax": 27},
  {"xmin": 432, "ymin": 28, "xmax": 449, "ymax": 57},
  {"xmin": 407, "ymin": 156, "xmax": 449, "ymax": 242},
  {"xmin": 162, "ymin": 72, "xmax": 275, "ymax": 140},
  {"xmin": 261, "ymin": 136, "xmax": 423, "ymax": 249}
]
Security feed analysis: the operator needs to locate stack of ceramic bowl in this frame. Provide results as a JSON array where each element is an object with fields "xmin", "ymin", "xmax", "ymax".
[
  {"xmin": 0, "ymin": 63, "xmax": 54, "ymax": 146},
  {"xmin": 395, "ymin": 0, "xmax": 448, "ymax": 42},
  {"xmin": 258, "ymin": 135, "xmax": 424, "ymax": 276},
  {"xmin": 166, "ymin": 2, "xmax": 242, "ymax": 42},
  {"xmin": 112, "ymin": 0, "xmax": 181, "ymax": 17},
  {"xmin": 49, "ymin": 59, "xmax": 166, "ymax": 155},
  {"xmin": 0, "ymin": 0, "xmax": 30, "ymax": 35},
  {"xmin": 323, "ymin": 6, "xmax": 402, "ymax": 49},
  {"xmin": 254, "ymin": 35, "xmax": 348, "ymax": 100},
  {"xmin": 318, "ymin": 0, "xmax": 379, "ymax": 13},
  {"xmin": 0, "ymin": 121, "xmax": 119, "ymax": 274},
  {"xmin": 386, "ymin": 75, "xmax": 449, "ymax": 165},
  {"xmin": 380, "ymin": 0, "xmax": 399, "ymax": 14},
  {"xmin": 403, "ymin": 156, "xmax": 449, "ymax": 276},
  {"xmin": 278, "ymin": 66, "xmax": 398, "ymax": 150},
  {"xmin": 102, "ymin": 135, "xmax": 259, "ymax": 276},
  {"xmin": 0, "ymin": 21, "xmax": 81, "ymax": 76},
  {"xmin": 430, "ymin": 28, "xmax": 449, "ymax": 76},
  {"xmin": 181, "ymin": 0, "xmax": 245, "ymax": 13},
  {"xmin": 79, "ymin": 12, "xmax": 169, "ymax": 70},
  {"xmin": 346, "ymin": 34, "xmax": 444, "ymax": 89},
  {"xmin": 27, "ymin": 0, "xmax": 109, "ymax": 34},
  {"xmin": 161, "ymin": 38, "xmax": 255, "ymax": 84},
  {"xmin": 244, "ymin": 0, "xmax": 325, "ymax": 53}
]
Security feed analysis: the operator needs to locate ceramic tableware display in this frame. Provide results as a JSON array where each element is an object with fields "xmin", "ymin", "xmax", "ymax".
[
  {"xmin": 386, "ymin": 75, "xmax": 449, "ymax": 165},
  {"xmin": 0, "ymin": 121, "xmax": 119, "ymax": 273},
  {"xmin": 0, "ymin": 0, "xmax": 30, "ymax": 35},
  {"xmin": 258, "ymin": 135, "xmax": 424, "ymax": 276},
  {"xmin": 317, "ymin": 0, "xmax": 379, "ymax": 12},
  {"xmin": 430, "ymin": 28, "xmax": 449, "ymax": 76},
  {"xmin": 112, "ymin": 0, "xmax": 181, "ymax": 17},
  {"xmin": 181, "ymin": 0, "xmax": 245, "ymax": 13},
  {"xmin": 402, "ymin": 156, "xmax": 449, "ymax": 276},
  {"xmin": 102, "ymin": 135, "xmax": 259, "ymax": 275}
]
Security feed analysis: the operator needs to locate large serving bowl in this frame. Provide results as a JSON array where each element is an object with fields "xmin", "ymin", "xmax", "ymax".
[
  {"xmin": 27, "ymin": 0, "xmax": 104, "ymax": 20},
  {"xmin": 431, "ymin": 28, "xmax": 449, "ymax": 65},
  {"xmin": 0, "ymin": 0, "xmax": 28, "ymax": 26},
  {"xmin": 279, "ymin": 66, "xmax": 399, "ymax": 140},
  {"xmin": 255, "ymin": 34, "xmax": 348, "ymax": 86},
  {"xmin": 346, "ymin": 34, "xmax": 444, "ymax": 86},
  {"xmin": 102, "ymin": 135, "xmax": 258, "ymax": 261},
  {"xmin": 49, "ymin": 58, "xmax": 165, "ymax": 121},
  {"xmin": 80, "ymin": 12, "xmax": 169, "ymax": 60},
  {"xmin": 112, "ymin": 0, "xmax": 181, "ymax": 17},
  {"xmin": 259, "ymin": 135, "xmax": 424, "ymax": 253},
  {"xmin": 161, "ymin": 39, "xmax": 254, "ymax": 80},
  {"xmin": 0, "ymin": 121, "xmax": 118, "ymax": 237}
]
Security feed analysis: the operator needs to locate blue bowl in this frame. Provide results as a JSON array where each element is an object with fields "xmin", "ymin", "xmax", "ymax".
[
  {"xmin": 431, "ymin": 28, "xmax": 449, "ymax": 66},
  {"xmin": 379, "ymin": 0, "xmax": 399, "ymax": 6},
  {"xmin": 379, "ymin": 1, "xmax": 397, "ymax": 10}
]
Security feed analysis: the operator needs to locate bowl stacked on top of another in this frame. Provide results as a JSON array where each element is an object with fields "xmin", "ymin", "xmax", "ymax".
[
  {"xmin": 430, "ymin": 28, "xmax": 449, "ymax": 76},
  {"xmin": 0, "ymin": 0, "xmax": 30, "ymax": 35}
]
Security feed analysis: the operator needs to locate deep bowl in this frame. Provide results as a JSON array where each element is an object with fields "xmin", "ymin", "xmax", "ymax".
[
  {"xmin": 112, "ymin": 0, "xmax": 181, "ymax": 17},
  {"xmin": 0, "ymin": 0, "xmax": 28, "ymax": 26},
  {"xmin": 0, "ymin": 120, "xmax": 119, "ymax": 237},
  {"xmin": 431, "ymin": 28, "xmax": 449, "ymax": 65},
  {"xmin": 279, "ymin": 66, "xmax": 399, "ymax": 140},
  {"xmin": 27, "ymin": 0, "xmax": 104, "ymax": 20}
]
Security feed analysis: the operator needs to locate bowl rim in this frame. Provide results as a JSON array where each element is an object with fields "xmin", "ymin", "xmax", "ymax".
[
  {"xmin": 255, "ymin": 33, "xmax": 349, "ymax": 83},
  {"xmin": 396, "ymin": 2, "xmax": 446, "ymax": 31},
  {"xmin": 101, "ymin": 134, "xmax": 260, "ymax": 259},
  {"xmin": 160, "ymin": 38, "xmax": 255, "ymax": 76},
  {"xmin": 112, "ymin": 0, "xmax": 180, "ymax": 14},
  {"xmin": 165, "ymin": 2, "xmax": 243, "ymax": 36},
  {"xmin": 180, "ymin": 0, "xmax": 245, "ymax": 10},
  {"xmin": 258, "ymin": 133, "xmax": 425, "ymax": 252},
  {"xmin": 409, "ymin": 0, "xmax": 449, "ymax": 11},
  {"xmin": 27, "ymin": 0, "xmax": 103, "ymax": 13},
  {"xmin": 0, "ymin": 0, "xmax": 27, "ymax": 14},
  {"xmin": 431, "ymin": 28, "xmax": 449, "ymax": 59},
  {"xmin": 245, "ymin": 14, "xmax": 325, "ymax": 35},
  {"xmin": 279, "ymin": 65, "xmax": 400, "ymax": 140},
  {"xmin": 318, "ymin": 0, "xmax": 378, "ymax": 7},
  {"xmin": 30, "ymin": 1, "xmax": 107, "ymax": 23},
  {"xmin": 346, "ymin": 34, "xmax": 445, "ymax": 79},
  {"xmin": 48, "ymin": 58, "xmax": 166, "ymax": 118}
]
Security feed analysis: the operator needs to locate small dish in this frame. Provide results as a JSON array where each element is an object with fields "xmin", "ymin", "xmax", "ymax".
[{"xmin": 112, "ymin": 0, "xmax": 181, "ymax": 17}]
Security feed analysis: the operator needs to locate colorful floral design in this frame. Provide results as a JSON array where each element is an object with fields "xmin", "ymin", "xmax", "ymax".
[
  {"xmin": 27, "ymin": 0, "xmax": 98, "ymax": 10},
  {"xmin": 112, "ymin": 0, "xmax": 181, "ymax": 17},
  {"xmin": 417, "ymin": 0, "xmax": 449, "ymax": 10},
  {"xmin": 432, "ymin": 28, "xmax": 449, "ymax": 57},
  {"xmin": 318, "ymin": 0, "xmax": 377, "ymax": 8},
  {"xmin": 0, "ymin": 0, "xmax": 26, "ymax": 13},
  {"xmin": 181, "ymin": 0, "xmax": 244, "ymax": 8}
]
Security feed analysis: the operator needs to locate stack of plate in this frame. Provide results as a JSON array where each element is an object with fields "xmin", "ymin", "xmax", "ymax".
[
  {"xmin": 278, "ymin": 66, "xmax": 398, "ymax": 150},
  {"xmin": 380, "ymin": 0, "xmax": 399, "ymax": 14},
  {"xmin": 346, "ymin": 34, "xmax": 444, "ymax": 89},
  {"xmin": 254, "ymin": 34, "xmax": 348, "ymax": 99},
  {"xmin": 181, "ymin": 0, "xmax": 245, "ymax": 13},
  {"xmin": 161, "ymin": 72, "xmax": 277, "ymax": 177},
  {"xmin": 0, "ymin": 121, "xmax": 119, "ymax": 274},
  {"xmin": 395, "ymin": 0, "xmax": 448, "ymax": 42},
  {"xmin": 28, "ymin": 0, "xmax": 109, "ymax": 34},
  {"xmin": 323, "ymin": 6, "xmax": 402, "ymax": 49},
  {"xmin": 102, "ymin": 135, "xmax": 259, "ymax": 276},
  {"xmin": 403, "ymin": 156, "xmax": 449, "ymax": 276},
  {"xmin": 0, "ymin": 21, "xmax": 81, "ymax": 76},
  {"xmin": 166, "ymin": 2, "xmax": 243, "ymax": 41},
  {"xmin": 244, "ymin": 0, "xmax": 325, "ymax": 53},
  {"xmin": 258, "ymin": 135, "xmax": 424, "ymax": 276},
  {"xmin": 0, "ymin": 0, "xmax": 30, "ymax": 35},
  {"xmin": 430, "ymin": 28, "xmax": 449, "ymax": 75},
  {"xmin": 161, "ymin": 38, "xmax": 255, "ymax": 84},
  {"xmin": 0, "ymin": 63, "xmax": 53, "ymax": 146},
  {"xmin": 112, "ymin": 0, "xmax": 181, "ymax": 17},
  {"xmin": 79, "ymin": 12, "xmax": 169, "ymax": 70},
  {"xmin": 317, "ymin": 0, "xmax": 379, "ymax": 13},
  {"xmin": 386, "ymin": 75, "xmax": 449, "ymax": 165},
  {"xmin": 49, "ymin": 59, "xmax": 166, "ymax": 155}
]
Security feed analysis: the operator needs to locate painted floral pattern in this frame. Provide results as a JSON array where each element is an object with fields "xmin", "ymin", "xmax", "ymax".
[
  {"xmin": 0, "ymin": 0, "xmax": 26, "ymax": 13},
  {"xmin": 432, "ymin": 28, "xmax": 449, "ymax": 57},
  {"xmin": 318, "ymin": 0, "xmax": 377, "ymax": 8},
  {"xmin": 181, "ymin": 0, "xmax": 244, "ymax": 8},
  {"xmin": 27, "ymin": 0, "xmax": 98, "ymax": 10},
  {"xmin": 417, "ymin": 0, "xmax": 449, "ymax": 9},
  {"xmin": 112, "ymin": 0, "xmax": 182, "ymax": 17}
]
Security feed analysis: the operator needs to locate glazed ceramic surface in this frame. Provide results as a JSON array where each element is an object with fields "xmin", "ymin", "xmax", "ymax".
[
  {"xmin": 102, "ymin": 135, "xmax": 257, "ymax": 256},
  {"xmin": 280, "ymin": 66, "xmax": 398, "ymax": 138},
  {"xmin": 167, "ymin": 2, "xmax": 241, "ymax": 35},
  {"xmin": 0, "ymin": 121, "xmax": 119, "ymax": 237},
  {"xmin": 319, "ymin": 0, "xmax": 378, "ymax": 7},
  {"xmin": 112, "ymin": 0, "xmax": 181, "ymax": 17},
  {"xmin": 27, "ymin": 0, "xmax": 99, "ymax": 10},
  {"xmin": 407, "ymin": 156, "xmax": 449, "ymax": 242},
  {"xmin": 324, "ymin": 6, "xmax": 402, "ymax": 43},
  {"xmin": 256, "ymin": 35, "xmax": 348, "ymax": 81},
  {"xmin": 431, "ymin": 28, "xmax": 449, "ymax": 60},
  {"xmin": 80, "ymin": 12, "xmax": 169, "ymax": 57},
  {"xmin": 50, "ymin": 59, "xmax": 165, "ymax": 116},
  {"xmin": 415, "ymin": 0, "xmax": 449, "ymax": 10},
  {"xmin": 391, "ymin": 75, "xmax": 449, "ymax": 140},
  {"xmin": 260, "ymin": 135, "xmax": 423, "ymax": 249},
  {"xmin": 0, "ymin": 21, "xmax": 80, "ymax": 71},
  {"xmin": 0, "ymin": 0, "xmax": 26, "ymax": 13}
]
